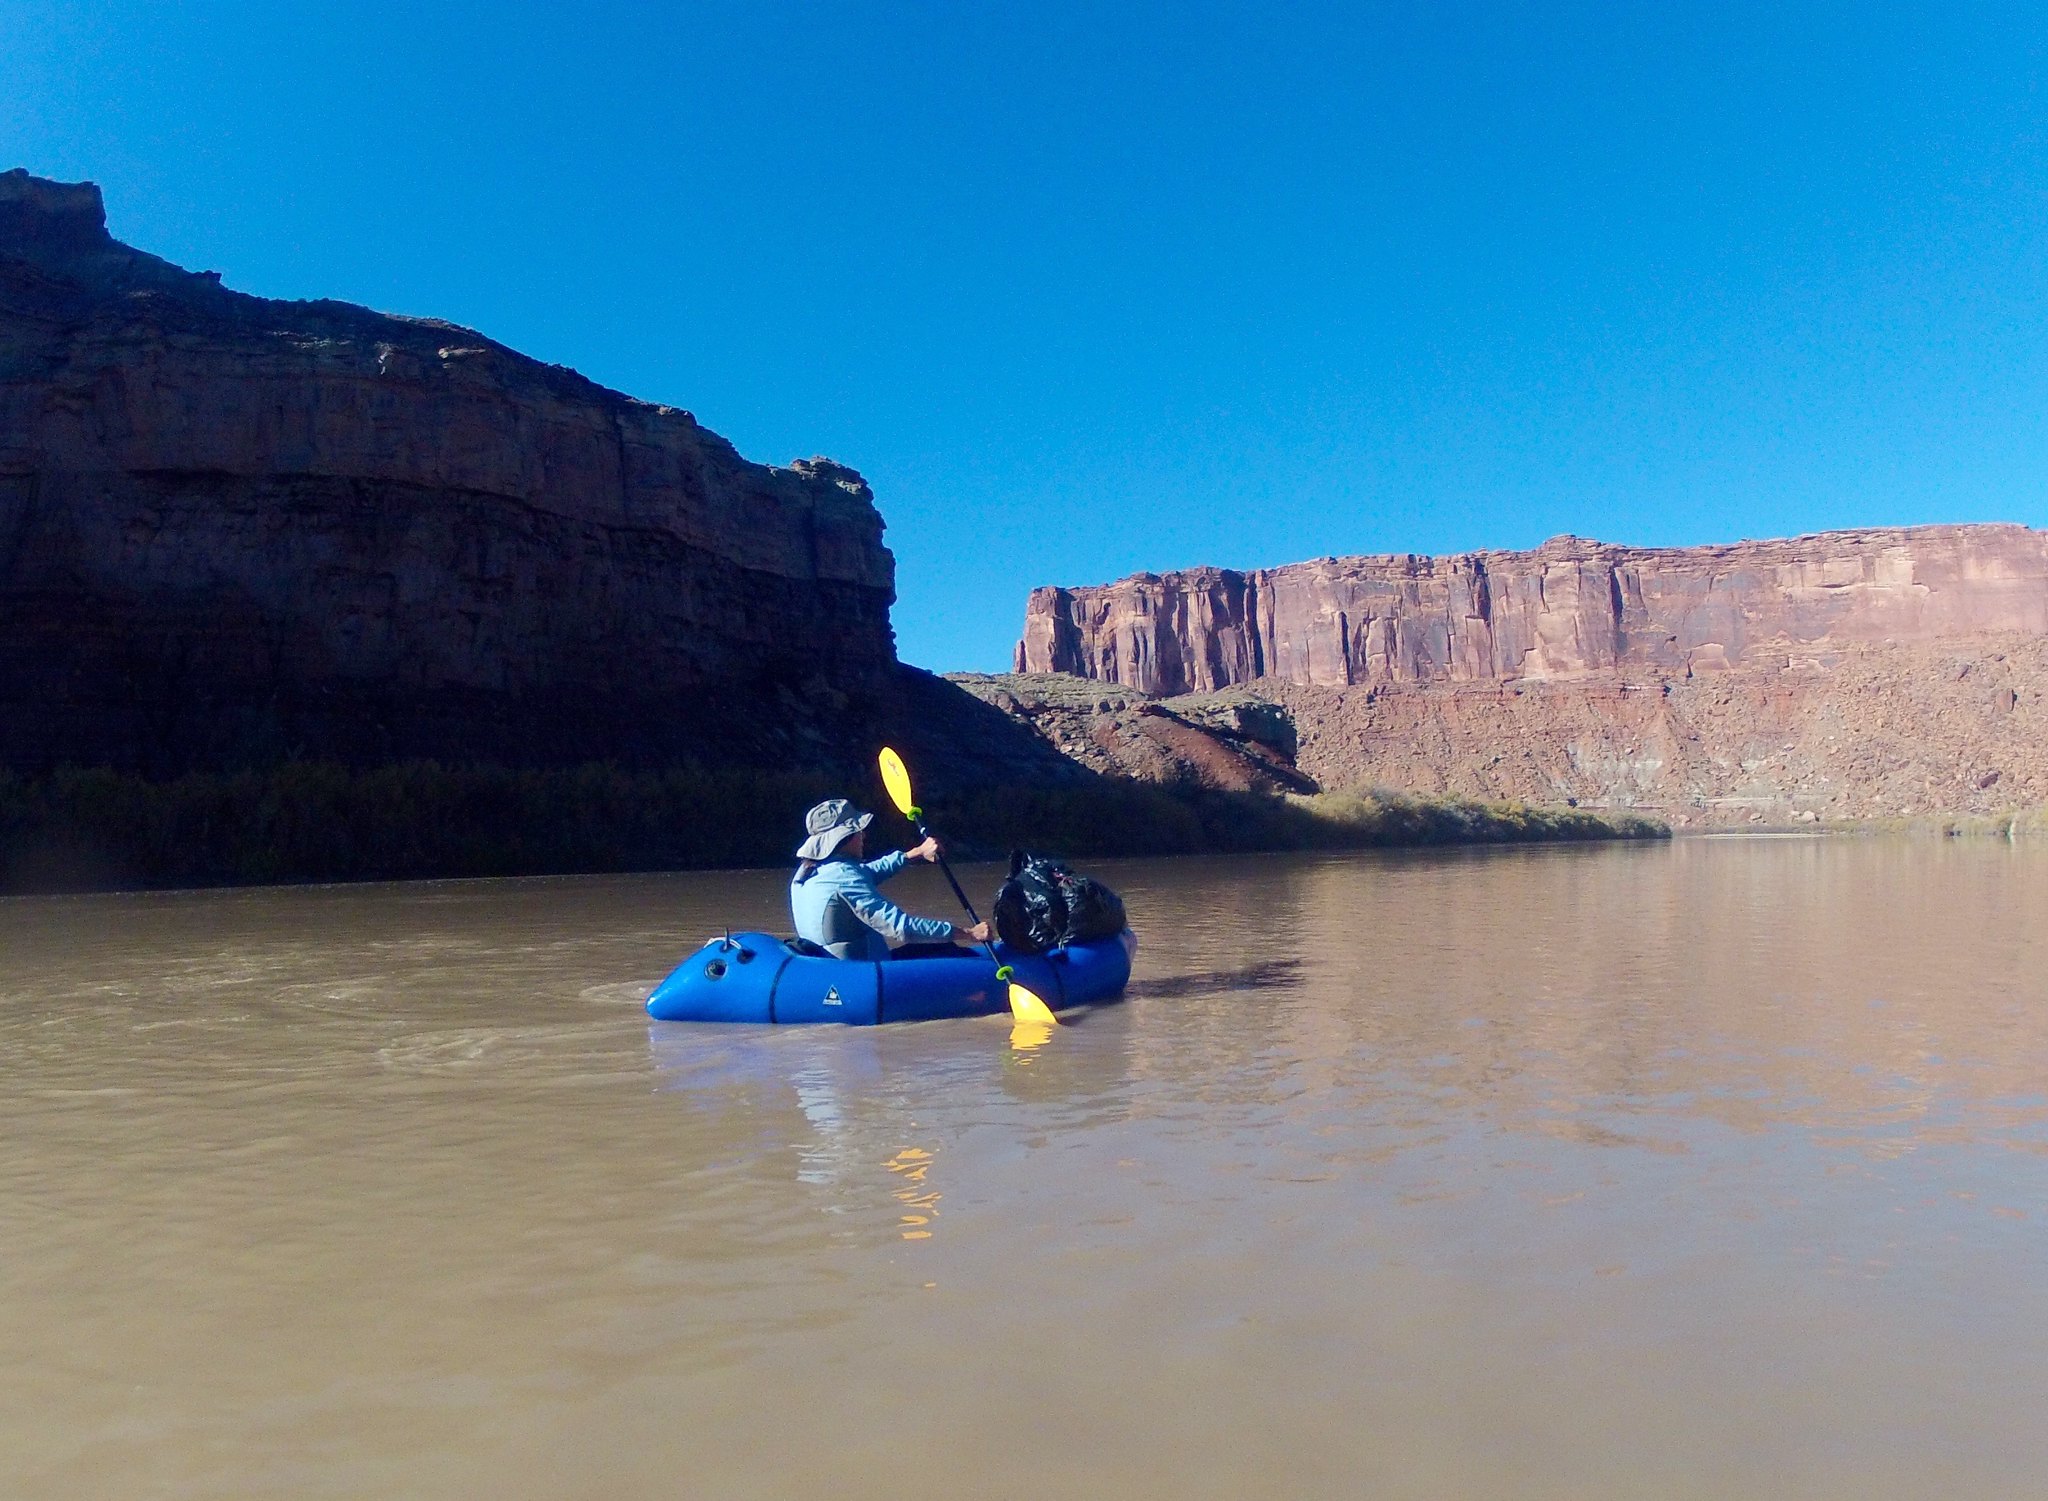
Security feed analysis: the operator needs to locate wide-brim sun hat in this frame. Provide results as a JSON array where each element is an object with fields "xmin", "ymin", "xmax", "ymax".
[{"xmin": 796, "ymin": 798, "xmax": 874, "ymax": 860}]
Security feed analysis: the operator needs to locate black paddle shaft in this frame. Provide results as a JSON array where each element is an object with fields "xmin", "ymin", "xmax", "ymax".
[
  {"xmin": 912, "ymin": 817, "xmax": 1005, "ymax": 971},
  {"xmin": 908, "ymin": 817, "xmax": 980, "ymax": 920}
]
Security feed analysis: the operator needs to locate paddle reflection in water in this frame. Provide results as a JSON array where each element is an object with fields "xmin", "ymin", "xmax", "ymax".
[
  {"xmin": 1009, "ymin": 1018, "xmax": 1056, "ymax": 1054},
  {"xmin": 884, "ymin": 1147, "xmax": 940, "ymax": 1239}
]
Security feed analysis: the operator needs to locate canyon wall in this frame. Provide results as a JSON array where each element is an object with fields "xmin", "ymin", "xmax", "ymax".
[
  {"xmin": 1019, "ymin": 527, "xmax": 2048, "ymax": 694},
  {"xmin": 0, "ymin": 169, "xmax": 897, "ymax": 772},
  {"xmin": 1017, "ymin": 528, "xmax": 2048, "ymax": 824}
]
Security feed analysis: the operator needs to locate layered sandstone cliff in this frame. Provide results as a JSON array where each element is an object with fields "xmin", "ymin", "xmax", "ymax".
[
  {"xmin": 1020, "ymin": 528, "xmax": 2048, "ymax": 693},
  {"xmin": 1017, "ymin": 527, "xmax": 2048, "ymax": 823},
  {"xmin": 0, "ymin": 169, "xmax": 896, "ymax": 771}
]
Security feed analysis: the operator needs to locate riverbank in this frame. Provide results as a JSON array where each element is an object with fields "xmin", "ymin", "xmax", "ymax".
[
  {"xmin": 0, "ymin": 762, "xmax": 1666, "ymax": 893},
  {"xmin": 1688, "ymin": 808, "xmax": 2048, "ymax": 838}
]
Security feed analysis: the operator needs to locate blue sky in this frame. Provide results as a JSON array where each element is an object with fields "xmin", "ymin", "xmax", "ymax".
[{"xmin": 7, "ymin": 2, "xmax": 2048, "ymax": 669}]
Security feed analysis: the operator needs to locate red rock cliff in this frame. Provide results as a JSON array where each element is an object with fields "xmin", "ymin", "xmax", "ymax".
[
  {"xmin": 1018, "ymin": 528, "xmax": 2048, "ymax": 694},
  {"xmin": 0, "ymin": 169, "xmax": 897, "ymax": 771}
]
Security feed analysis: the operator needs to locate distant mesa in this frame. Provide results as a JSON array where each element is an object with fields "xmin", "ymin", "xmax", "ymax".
[
  {"xmin": 1016, "ymin": 527, "xmax": 2048, "ymax": 826},
  {"xmin": 1017, "ymin": 526, "xmax": 2048, "ymax": 694}
]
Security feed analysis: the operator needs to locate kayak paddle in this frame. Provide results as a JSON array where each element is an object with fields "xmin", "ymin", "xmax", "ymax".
[{"xmin": 877, "ymin": 746, "xmax": 1060, "ymax": 1028}]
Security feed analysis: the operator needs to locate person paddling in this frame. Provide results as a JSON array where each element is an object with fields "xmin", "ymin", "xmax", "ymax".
[{"xmin": 790, "ymin": 799, "xmax": 992, "ymax": 960}]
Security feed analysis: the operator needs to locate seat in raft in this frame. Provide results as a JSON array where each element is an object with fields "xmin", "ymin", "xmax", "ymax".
[{"xmin": 644, "ymin": 930, "xmax": 1137, "ymax": 1024}]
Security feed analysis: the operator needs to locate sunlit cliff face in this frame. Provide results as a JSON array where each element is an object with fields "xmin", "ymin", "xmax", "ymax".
[
  {"xmin": 1020, "ymin": 526, "xmax": 2048, "ymax": 694},
  {"xmin": 1009, "ymin": 527, "xmax": 2048, "ymax": 823}
]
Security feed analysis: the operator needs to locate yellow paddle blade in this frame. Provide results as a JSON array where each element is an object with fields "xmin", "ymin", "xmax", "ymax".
[
  {"xmin": 878, "ymin": 746, "xmax": 917, "ymax": 818},
  {"xmin": 1008, "ymin": 981, "xmax": 1059, "ymax": 1027}
]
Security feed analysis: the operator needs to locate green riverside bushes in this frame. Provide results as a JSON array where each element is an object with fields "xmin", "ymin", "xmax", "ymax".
[
  {"xmin": 930, "ymin": 783, "xmax": 1669, "ymax": 859},
  {"xmin": 0, "ymin": 762, "xmax": 1668, "ymax": 893}
]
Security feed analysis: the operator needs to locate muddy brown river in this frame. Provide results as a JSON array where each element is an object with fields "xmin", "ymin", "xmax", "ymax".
[{"xmin": 4, "ymin": 839, "xmax": 2046, "ymax": 1498}]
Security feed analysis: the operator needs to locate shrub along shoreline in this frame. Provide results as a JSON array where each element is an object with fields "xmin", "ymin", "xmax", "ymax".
[{"xmin": 0, "ymin": 761, "xmax": 1669, "ymax": 894}]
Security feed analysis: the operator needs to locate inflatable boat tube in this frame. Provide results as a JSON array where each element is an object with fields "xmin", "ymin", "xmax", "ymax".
[{"xmin": 645, "ymin": 930, "xmax": 1137, "ymax": 1025}]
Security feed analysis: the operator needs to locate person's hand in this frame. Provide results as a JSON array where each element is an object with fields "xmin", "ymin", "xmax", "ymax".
[
  {"xmin": 954, "ymin": 919, "xmax": 992, "ymax": 945},
  {"xmin": 910, "ymin": 835, "xmax": 942, "ymax": 863}
]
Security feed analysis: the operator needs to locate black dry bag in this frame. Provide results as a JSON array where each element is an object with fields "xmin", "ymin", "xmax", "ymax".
[{"xmin": 993, "ymin": 851, "xmax": 1127, "ymax": 955}]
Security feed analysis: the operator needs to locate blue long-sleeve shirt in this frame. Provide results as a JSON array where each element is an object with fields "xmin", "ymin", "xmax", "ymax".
[{"xmin": 790, "ymin": 851, "xmax": 957, "ymax": 960}]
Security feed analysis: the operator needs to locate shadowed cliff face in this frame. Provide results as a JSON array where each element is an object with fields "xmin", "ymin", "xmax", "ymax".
[
  {"xmin": 1019, "ymin": 528, "xmax": 2048, "ymax": 693},
  {"xmin": 0, "ymin": 169, "xmax": 896, "ymax": 772}
]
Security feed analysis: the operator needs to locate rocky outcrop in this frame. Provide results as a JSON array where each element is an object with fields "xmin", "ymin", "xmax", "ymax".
[
  {"xmin": 0, "ymin": 169, "xmax": 896, "ymax": 772},
  {"xmin": 947, "ymin": 674, "xmax": 1316, "ymax": 794},
  {"xmin": 1019, "ymin": 527, "xmax": 2048, "ymax": 693},
  {"xmin": 1018, "ymin": 528, "xmax": 2048, "ymax": 824}
]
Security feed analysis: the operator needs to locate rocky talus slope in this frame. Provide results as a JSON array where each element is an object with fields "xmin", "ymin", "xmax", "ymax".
[
  {"xmin": 1017, "ymin": 530, "xmax": 2048, "ymax": 825},
  {"xmin": 0, "ymin": 169, "xmax": 896, "ymax": 772},
  {"xmin": 948, "ymin": 674, "xmax": 1316, "ymax": 795}
]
